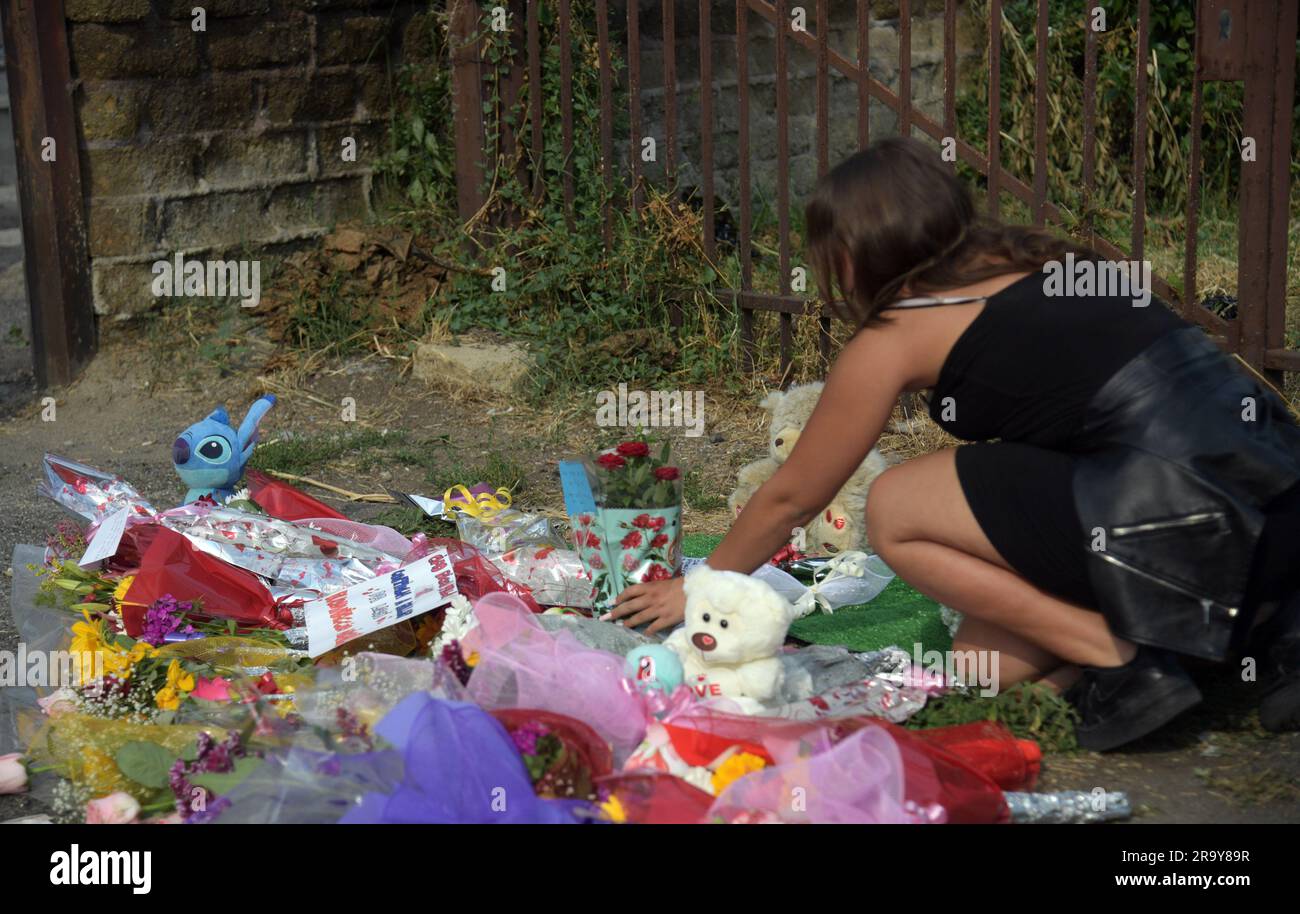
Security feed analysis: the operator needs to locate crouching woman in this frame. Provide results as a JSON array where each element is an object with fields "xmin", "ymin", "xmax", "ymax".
[{"xmin": 612, "ymin": 136, "xmax": 1300, "ymax": 751}]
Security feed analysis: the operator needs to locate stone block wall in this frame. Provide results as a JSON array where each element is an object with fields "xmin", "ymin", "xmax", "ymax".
[{"xmin": 65, "ymin": 0, "xmax": 434, "ymax": 317}]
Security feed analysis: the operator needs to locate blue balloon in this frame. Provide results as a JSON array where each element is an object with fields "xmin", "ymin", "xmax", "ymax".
[{"xmin": 624, "ymin": 644, "xmax": 684, "ymax": 695}]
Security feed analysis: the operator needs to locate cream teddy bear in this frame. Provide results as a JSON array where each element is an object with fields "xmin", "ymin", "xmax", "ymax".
[
  {"xmin": 664, "ymin": 564, "xmax": 795, "ymax": 712},
  {"xmin": 727, "ymin": 381, "xmax": 888, "ymax": 555}
]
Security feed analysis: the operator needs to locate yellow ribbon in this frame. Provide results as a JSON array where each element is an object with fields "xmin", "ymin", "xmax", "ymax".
[{"xmin": 442, "ymin": 485, "xmax": 513, "ymax": 519}]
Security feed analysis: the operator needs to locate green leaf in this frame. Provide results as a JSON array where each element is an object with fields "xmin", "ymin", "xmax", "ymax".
[
  {"xmin": 411, "ymin": 115, "xmax": 425, "ymax": 143},
  {"xmin": 115, "ymin": 741, "xmax": 178, "ymax": 790}
]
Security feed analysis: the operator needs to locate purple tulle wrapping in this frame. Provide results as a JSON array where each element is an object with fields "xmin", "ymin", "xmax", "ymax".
[{"xmin": 339, "ymin": 694, "xmax": 588, "ymax": 824}]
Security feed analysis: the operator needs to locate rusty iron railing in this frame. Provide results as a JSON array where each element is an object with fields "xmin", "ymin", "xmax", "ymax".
[{"xmin": 450, "ymin": 0, "xmax": 1299, "ymax": 383}]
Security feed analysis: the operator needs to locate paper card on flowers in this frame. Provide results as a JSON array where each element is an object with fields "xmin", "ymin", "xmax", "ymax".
[{"xmin": 302, "ymin": 547, "xmax": 459, "ymax": 657}]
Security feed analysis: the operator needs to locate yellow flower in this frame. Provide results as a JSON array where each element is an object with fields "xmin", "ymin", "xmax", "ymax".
[
  {"xmin": 710, "ymin": 751, "xmax": 768, "ymax": 796},
  {"xmin": 69, "ymin": 611, "xmax": 133, "ymax": 685},
  {"xmin": 112, "ymin": 575, "xmax": 136, "ymax": 606},
  {"xmin": 70, "ymin": 611, "xmax": 109, "ymax": 656},
  {"xmin": 155, "ymin": 660, "xmax": 195, "ymax": 710},
  {"xmin": 155, "ymin": 686, "xmax": 179, "ymax": 711},
  {"xmin": 598, "ymin": 794, "xmax": 627, "ymax": 824},
  {"xmin": 127, "ymin": 641, "xmax": 157, "ymax": 664}
]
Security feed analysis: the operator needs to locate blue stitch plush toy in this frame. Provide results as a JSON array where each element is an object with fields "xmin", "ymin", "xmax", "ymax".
[{"xmin": 172, "ymin": 395, "xmax": 276, "ymax": 503}]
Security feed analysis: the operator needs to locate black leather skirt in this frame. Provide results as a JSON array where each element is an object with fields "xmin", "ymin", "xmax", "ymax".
[{"xmin": 1072, "ymin": 328, "xmax": 1300, "ymax": 660}]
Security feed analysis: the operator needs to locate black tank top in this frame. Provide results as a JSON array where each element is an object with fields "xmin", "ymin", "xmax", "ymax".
[{"xmin": 909, "ymin": 271, "xmax": 1188, "ymax": 448}]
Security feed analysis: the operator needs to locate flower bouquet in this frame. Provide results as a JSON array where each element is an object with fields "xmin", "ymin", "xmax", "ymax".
[{"xmin": 568, "ymin": 437, "xmax": 683, "ymax": 611}]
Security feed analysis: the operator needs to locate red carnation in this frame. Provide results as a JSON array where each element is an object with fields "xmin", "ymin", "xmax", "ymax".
[
  {"xmin": 621, "ymin": 530, "xmax": 643, "ymax": 549},
  {"xmin": 641, "ymin": 563, "xmax": 673, "ymax": 583},
  {"xmin": 649, "ymin": 515, "xmax": 667, "ymax": 531},
  {"xmin": 596, "ymin": 453, "xmax": 626, "ymax": 471},
  {"xmin": 653, "ymin": 466, "xmax": 680, "ymax": 481},
  {"xmin": 632, "ymin": 513, "xmax": 655, "ymax": 529},
  {"xmin": 616, "ymin": 441, "xmax": 650, "ymax": 458},
  {"xmin": 650, "ymin": 533, "xmax": 668, "ymax": 549}
]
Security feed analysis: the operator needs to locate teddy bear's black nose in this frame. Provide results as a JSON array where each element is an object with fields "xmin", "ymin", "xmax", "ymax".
[
  {"xmin": 172, "ymin": 437, "xmax": 190, "ymax": 464},
  {"xmin": 691, "ymin": 632, "xmax": 717, "ymax": 652}
]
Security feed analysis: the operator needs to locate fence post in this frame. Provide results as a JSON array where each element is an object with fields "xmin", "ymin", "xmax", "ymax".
[
  {"xmin": 450, "ymin": 0, "xmax": 487, "ymax": 235},
  {"xmin": 0, "ymin": 0, "xmax": 96, "ymax": 388},
  {"xmin": 1235, "ymin": 0, "xmax": 1297, "ymax": 381}
]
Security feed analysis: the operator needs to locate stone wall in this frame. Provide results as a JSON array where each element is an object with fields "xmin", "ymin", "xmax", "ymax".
[
  {"xmin": 66, "ymin": 0, "xmax": 434, "ymax": 318},
  {"xmin": 628, "ymin": 0, "xmax": 983, "ymax": 202},
  {"xmin": 65, "ymin": 0, "xmax": 983, "ymax": 318}
]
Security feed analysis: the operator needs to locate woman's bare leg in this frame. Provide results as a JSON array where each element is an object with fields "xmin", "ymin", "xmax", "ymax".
[{"xmin": 866, "ymin": 448, "xmax": 1135, "ymax": 683}]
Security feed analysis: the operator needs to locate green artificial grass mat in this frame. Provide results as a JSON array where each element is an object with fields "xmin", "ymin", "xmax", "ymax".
[{"xmin": 682, "ymin": 533, "xmax": 953, "ymax": 654}]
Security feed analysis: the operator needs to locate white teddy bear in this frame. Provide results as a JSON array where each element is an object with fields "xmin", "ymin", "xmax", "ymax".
[
  {"xmin": 664, "ymin": 564, "xmax": 796, "ymax": 712},
  {"xmin": 727, "ymin": 381, "xmax": 888, "ymax": 556}
]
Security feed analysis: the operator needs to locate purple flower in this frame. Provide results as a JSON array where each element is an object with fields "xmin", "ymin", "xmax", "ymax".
[
  {"xmin": 140, "ymin": 594, "xmax": 198, "ymax": 646},
  {"xmin": 510, "ymin": 720, "xmax": 550, "ymax": 756}
]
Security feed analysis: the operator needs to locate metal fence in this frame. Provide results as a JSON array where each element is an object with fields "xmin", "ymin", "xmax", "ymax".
[{"xmin": 450, "ymin": 0, "xmax": 1299, "ymax": 385}]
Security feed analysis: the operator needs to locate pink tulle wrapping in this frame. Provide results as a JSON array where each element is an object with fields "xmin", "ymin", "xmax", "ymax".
[
  {"xmin": 709, "ymin": 723, "xmax": 918, "ymax": 824},
  {"xmin": 463, "ymin": 593, "xmax": 647, "ymax": 761}
]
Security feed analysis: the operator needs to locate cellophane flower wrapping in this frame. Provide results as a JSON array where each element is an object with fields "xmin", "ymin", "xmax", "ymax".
[
  {"xmin": 569, "ymin": 439, "xmax": 684, "ymax": 611},
  {"xmin": 455, "ymin": 508, "xmax": 566, "ymax": 557},
  {"xmin": 462, "ymin": 593, "xmax": 648, "ymax": 762},
  {"xmin": 337, "ymin": 693, "xmax": 588, "ymax": 824},
  {"xmin": 489, "ymin": 546, "xmax": 593, "ymax": 608}
]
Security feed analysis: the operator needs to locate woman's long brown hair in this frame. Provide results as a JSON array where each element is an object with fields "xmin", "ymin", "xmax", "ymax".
[{"xmin": 806, "ymin": 136, "xmax": 1096, "ymax": 327}]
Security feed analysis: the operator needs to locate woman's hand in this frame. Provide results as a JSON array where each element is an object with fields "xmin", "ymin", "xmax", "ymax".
[{"xmin": 606, "ymin": 576, "xmax": 686, "ymax": 635}]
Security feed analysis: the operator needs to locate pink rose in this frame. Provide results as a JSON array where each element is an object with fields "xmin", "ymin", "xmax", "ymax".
[
  {"xmin": 0, "ymin": 753, "xmax": 27, "ymax": 794},
  {"xmin": 85, "ymin": 791, "xmax": 140, "ymax": 824},
  {"xmin": 192, "ymin": 676, "xmax": 232, "ymax": 702},
  {"xmin": 37, "ymin": 688, "xmax": 77, "ymax": 718}
]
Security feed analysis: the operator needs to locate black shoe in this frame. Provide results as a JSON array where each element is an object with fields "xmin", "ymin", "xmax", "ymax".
[
  {"xmin": 1254, "ymin": 590, "xmax": 1300, "ymax": 732},
  {"xmin": 1064, "ymin": 647, "xmax": 1203, "ymax": 752}
]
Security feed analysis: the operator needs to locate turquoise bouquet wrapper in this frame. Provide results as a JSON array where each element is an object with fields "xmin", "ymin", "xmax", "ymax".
[
  {"xmin": 572, "ymin": 506, "xmax": 682, "ymax": 610},
  {"xmin": 561, "ymin": 437, "xmax": 684, "ymax": 612}
]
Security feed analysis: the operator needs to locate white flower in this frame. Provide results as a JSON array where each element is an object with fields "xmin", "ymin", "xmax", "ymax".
[{"xmin": 431, "ymin": 594, "xmax": 477, "ymax": 654}]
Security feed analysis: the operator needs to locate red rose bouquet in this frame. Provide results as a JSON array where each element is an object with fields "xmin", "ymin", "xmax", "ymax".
[{"xmin": 568, "ymin": 435, "xmax": 683, "ymax": 610}]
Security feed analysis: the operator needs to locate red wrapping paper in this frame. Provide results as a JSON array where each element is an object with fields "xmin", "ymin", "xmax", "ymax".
[
  {"xmin": 636, "ymin": 711, "xmax": 1017, "ymax": 824},
  {"xmin": 119, "ymin": 526, "xmax": 285, "ymax": 636},
  {"xmin": 245, "ymin": 469, "xmax": 348, "ymax": 522}
]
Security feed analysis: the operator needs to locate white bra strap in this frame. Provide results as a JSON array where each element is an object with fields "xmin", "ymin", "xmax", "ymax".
[{"xmin": 887, "ymin": 294, "xmax": 988, "ymax": 309}]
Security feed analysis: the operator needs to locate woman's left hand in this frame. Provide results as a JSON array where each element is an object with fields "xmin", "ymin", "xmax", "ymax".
[{"xmin": 606, "ymin": 577, "xmax": 686, "ymax": 634}]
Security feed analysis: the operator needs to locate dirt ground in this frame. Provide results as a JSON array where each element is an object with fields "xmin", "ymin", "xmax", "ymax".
[{"xmin": 1, "ymin": 325, "xmax": 1298, "ymax": 823}]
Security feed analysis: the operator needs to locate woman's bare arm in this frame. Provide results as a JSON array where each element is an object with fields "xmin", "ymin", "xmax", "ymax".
[
  {"xmin": 607, "ymin": 325, "xmax": 910, "ymax": 632},
  {"xmin": 704, "ymin": 327, "xmax": 908, "ymax": 573}
]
